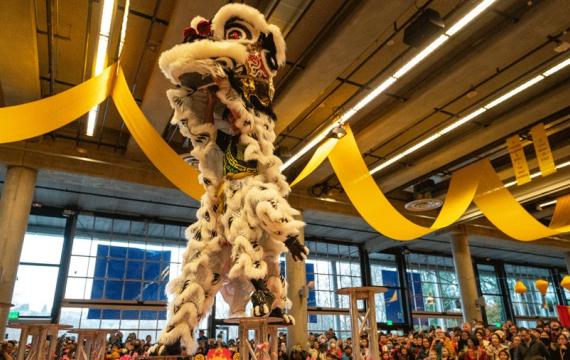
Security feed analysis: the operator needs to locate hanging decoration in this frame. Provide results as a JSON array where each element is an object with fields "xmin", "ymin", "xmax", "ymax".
[
  {"xmin": 535, "ymin": 279, "xmax": 549, "ymax": 309},
  {"xmin": 561, "ymin": 275, "xmax": 570, "ymax": 292},
  {"xmin": 0, "ymin": 68, "xmax": 569, "ymax": 242},
  {"xmin": 514, "ymin": 280, "xmax": 527, "ymax": 295}
]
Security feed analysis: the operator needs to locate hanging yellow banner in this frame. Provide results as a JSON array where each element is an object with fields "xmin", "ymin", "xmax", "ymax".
[
  {"xmin": 290, "ymin": 137, "xmax": 338, "ymax": 187},
  {"xmin": 530, "ymin": 123, "xmax": 556, "ymax": 177},
  {"xmin": 0, "ymin": 64, "xmax": 116, "ymax": 143},
  {"xmin": 111, "ymin": 68, "xmax": 204, "ymax": 200},
  {"xmin": 506, "ymin": 135, "xmax": 531, "ymax": 186},
  {"xmin": 327, "ymin": 125, "xmax": 570, "ymax": 241}
]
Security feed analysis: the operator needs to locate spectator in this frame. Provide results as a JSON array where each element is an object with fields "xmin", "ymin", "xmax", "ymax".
[
  {"xmin": 549, "ymin": 334, "xmax": 570, "ymax": 360},
  {"xmin": 514, "ymin": 329, "xmax": 550, "ymax": 360}
]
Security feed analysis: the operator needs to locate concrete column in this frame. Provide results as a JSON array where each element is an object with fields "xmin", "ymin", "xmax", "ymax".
[
  {"xmin": 286, "ymin": 213, "xmax": 308, "ymax": 351},
  {"xmin": 0, "ymin": 166, "xmax": 37, "ymax": 338},
  {"xmin": 450, "ymin": 226, "xmax": 483, "ymax": 322}
]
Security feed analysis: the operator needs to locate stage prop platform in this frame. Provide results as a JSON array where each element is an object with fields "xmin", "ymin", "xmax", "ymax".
[
  {"xmin": 8, "ymin": 323, "xmax": 73, "ymax": 360},
  {"xmin": 224, "ymin": 317, "xmax": 285, "ymax": 360},
  {"xmin": 337, "ymin": 286, "xmax": 387, "ymax": 360},
  {"xmin": 68, "ymin": 329, "xmax": 114, "ymax": 360}
]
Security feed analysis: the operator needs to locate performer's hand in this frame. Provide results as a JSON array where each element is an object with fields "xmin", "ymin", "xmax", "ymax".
[{"xmin": 285, "ymin": 235, "xmax": 309, "ymax": 262}]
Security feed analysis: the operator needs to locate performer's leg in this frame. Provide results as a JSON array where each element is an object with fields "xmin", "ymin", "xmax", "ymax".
[{"xmin": 263, "ymin": 239, "xmax": 295, "ymax": 324}]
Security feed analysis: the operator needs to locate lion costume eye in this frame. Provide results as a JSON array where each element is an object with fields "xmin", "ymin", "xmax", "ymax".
[{"xmin": 224, "ymin": 18, "xmax": 253, "ymax": 41}]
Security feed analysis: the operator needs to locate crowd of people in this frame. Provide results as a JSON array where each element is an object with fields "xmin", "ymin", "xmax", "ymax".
[{"xmin": 2, "ymin": 319, "xmax": 570, "ymax": 360}]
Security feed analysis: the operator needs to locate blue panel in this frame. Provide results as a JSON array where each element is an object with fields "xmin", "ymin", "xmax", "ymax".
[
  {"xmin": 103, "ymin": 309, "xmax": 120, "ymax": 318},
  {"xmin": 88, "ymin": 244, "xmax": 171, "ymax": 319},
  {"xmin": 91, "ymin": 280, "xmax": 104, "ymax": 299},
  {"xmin": 127, "ymin": 247, "xmax": 144, "ymax": 259},
  {"xmin": 144, "ymin": 262, "xmax": 160, "ymax": 280},
  {"xmin": 105, "ymin": 280, "xmax": 123, "ymax": 300},
  {"xmin": 306, "ymin": 263, "xmax": 317, "ymax": 323},
  {"xmin": 381, "ymin": 270, "xmax": 404, "ymax": 323},
  {"xmin": 141, "ymin": 311, "xmax": 157, "ymax": 320},
  {"xmin": 143, "ymin": 283, "xmax": 159, "ymax": 301},
  {"xmin": 108, "ymin": 259, "xmax": 125, "ymax": 278},
  {"xmin": 407, "ymin": 272, "xmax": 424, "ymax": 311},
  {"xmin": 123, "ymin": 282, "xmax": 142, "ymax": 299},
  {"xmin": 122, "ymin": 310, "xmax": 140, "ymax": 320},
  {"xmin": 110, "ymin": 246, "xmax": 127, "ymax": 258},
  {"xmin": 126, "ymin": 261, "xmax": 143, "ymax": 279}
]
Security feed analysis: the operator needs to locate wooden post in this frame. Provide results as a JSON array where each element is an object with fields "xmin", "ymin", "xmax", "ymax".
[
  {"xmin": 8, "ymin": 324, "xmax": 72, "ymax": 360},
  {"xmin": 224, "ymin": 317, "xmax": 281, "ymax": 360},
  {"xmin": 337, "ymin": 286, "xmax": 386, "ymax": 360}
]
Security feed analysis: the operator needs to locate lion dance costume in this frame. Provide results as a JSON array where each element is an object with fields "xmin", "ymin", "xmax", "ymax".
[{"xmin": 153, "ymin": 4, "xmax": 308, "ymax": 354}]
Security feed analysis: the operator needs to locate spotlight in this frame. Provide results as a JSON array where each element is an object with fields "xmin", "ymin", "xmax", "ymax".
[{"xmin": 330, "ymin": 126, "xmax": 347, "ymax": 139}]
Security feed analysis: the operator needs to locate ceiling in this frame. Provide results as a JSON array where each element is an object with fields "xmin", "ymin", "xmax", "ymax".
[{"xmin": 1, "ymin": 0, "xmax": 570, "ymax": 267}]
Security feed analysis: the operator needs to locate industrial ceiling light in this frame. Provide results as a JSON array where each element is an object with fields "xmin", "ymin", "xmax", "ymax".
[
  {"xmin": 86, "ymin": 0, "xmax": 116, "ymax": 137},
  {"xmin": 504, "ymin": 160, "xmax": 570, "ymax": 188},
  {"xmin": 330, "ymin": 126, "xmax": 347, "ymax": 139},
  {"xmin": 370, "ymin": 55, "xmax": 570, "ymax": 175},
  {"xmin": 281, "ymin": 0, "xmax": 497, "ymax": 171}
]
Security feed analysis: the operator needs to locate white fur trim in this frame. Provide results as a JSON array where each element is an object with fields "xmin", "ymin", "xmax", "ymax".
[{"xmin": 159, "ymin": 40, "xmax": 248, "ymax": 84}]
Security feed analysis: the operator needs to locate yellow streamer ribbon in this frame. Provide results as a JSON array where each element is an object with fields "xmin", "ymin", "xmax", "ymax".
[
  {"xmin": 328, "ymin": 125, "xmax": 477, "ymax": 240},
  {"xmin": 0, "ymin": 61, "xmax": 569, "ymax": 241},
  {"xmin": 0, "ymin": 64, "xmax": 116, "ymax": 143},
  {"xmin": 290, "ymin": 137, "xmax": 338, "ymax": 187},
  {"xmin": 111, "ymin": 68, "xmax": 204, "ymax": 200},
  {"xmin": 327, "ymin": 124, "xmax": 570, "ymax": 241}
]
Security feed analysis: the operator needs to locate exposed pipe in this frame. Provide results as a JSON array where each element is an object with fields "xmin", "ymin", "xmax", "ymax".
[
  {"xmin": 76, "ymin": 0, "xmax": 94, "ymax": 146},
  {"xmin": 46, "ymin": 0, "xmax": 56, "ymax": 96}
]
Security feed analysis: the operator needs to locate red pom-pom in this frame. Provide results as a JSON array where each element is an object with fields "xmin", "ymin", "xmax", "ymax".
[
  {"xmin": 183, "ymin": 26, "xmax": 197, "ymax": 39},
  {"xmin": 196, "ymin": 20, "xmax": 211, "ymax": 36}
]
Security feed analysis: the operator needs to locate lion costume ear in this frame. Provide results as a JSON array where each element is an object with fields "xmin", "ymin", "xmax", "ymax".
[{"xmin": 267, "ymin": 24, "xmax": 286, "ymax": 68}]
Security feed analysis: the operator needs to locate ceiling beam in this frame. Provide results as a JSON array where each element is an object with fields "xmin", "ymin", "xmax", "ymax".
[
  {"xmin": 273, "ymin": 0, "xmax": 416, "ymax": 135},
  {"xmin": 379, "ymin": 79, "xmax": 570, "ymax": 193},
  {"xmin": 297, "ymin": 0, "xmax": 569, "ymax": 187},
  {"xmin": 0, "ymin": 0, "xmax": 41, "ymax": 105}
]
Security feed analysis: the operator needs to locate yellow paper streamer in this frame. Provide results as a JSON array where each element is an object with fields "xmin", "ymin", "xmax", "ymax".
[
  {"xmin": 290, "ymin": 137, "xmax": 338, "ymax": 187},
  {"xmin": 328, "ymin": 125, "xmax": 478, "ymax": 240},
  {"xmin": 0, "ymin": 64, "xmax": 116, "ymax": 143},
  {"xmin": 506, "ymin": 135, "xmax": 531, "ymax": 186},
  {"xmin": 530, "ymin": 123, "xmax": 556, "ymax": 176},
  {"xmin": 111, "ymin": 68, "xmax": 204, "ymax": 200},
  {"xmin": 328, "ymin": 125, "xmax": 570, "ymax": 241},
  {"xmin": 0, "ymin": 61, "xmax": 568, "ymax": 241}
]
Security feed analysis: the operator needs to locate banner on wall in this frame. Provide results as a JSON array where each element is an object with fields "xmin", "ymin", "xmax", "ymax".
[{"xmin": 88, "ymin": 245, "xmax": 170, "ymax": 319}]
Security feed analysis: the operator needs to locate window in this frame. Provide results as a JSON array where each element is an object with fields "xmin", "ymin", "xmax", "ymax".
[
  {"xmin": 60, "ymin": 214, "xmax": 187, "ymax": 338},
  {"xmin": 504, "ymin": 264, "xmax": 559, "ymax": 320},
  {"xmin": 12, "ymin": 215, "xmax": 66, "ymax": 318},
  {"xmin": 406, "ymin": 253, "xmax": 462, "ymax": 329},
  {"xmin": 370, "ymin": 253, "xmax": 404, "ymax": 324},
  {"xmin": 477, "ymin": 264, "xmax": 506, "ymax": 325}
]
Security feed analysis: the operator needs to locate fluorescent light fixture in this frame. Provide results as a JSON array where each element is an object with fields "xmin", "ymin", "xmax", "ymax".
[
  {"xmin": 438, "ymin": 107, "xmax": 487, "ymax": 135},
  {"xmin": 445, "ymin": 0, "xmax": 497, "ymax": 36},
  {"xmin": 351, "ymin": 77, "xmax": 398, "ymax": 113},
  {"xmin": 393, "ymin": 34, "xmax": 449, "ymax": 79},
  {"xmin": 505, "ymin": 160, "xmax": 570, "ymax": 188},
  {"xmin": 543, "ymin": 56, "xmax": 570, "ymax": 76},
  {"xmin": 483, "ymin": 75, "xmax": 544, "ymax": 109},
  {"xmin": 281, "ymin": 1, "xmax": 496, "ymax": 171},
  {"xmin": 86, "ymin": 0, "xmax": 116, "ymax": 137},
  {"xmin": 539, "ymin": 199, "xmax": 557, "ymax": 208}
]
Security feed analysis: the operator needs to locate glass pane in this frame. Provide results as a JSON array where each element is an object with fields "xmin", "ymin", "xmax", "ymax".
[
  {"xmin": 483, "ymin": 294, "xmax": 506, "ymax": 325},
  {"xmin": 12, "ymin": 264, "xmax": 59, "ymax": 316},
  {"xmin": 20, "ymin": 233, "xmax": 64, "ymax": 264},
  {"xmin": 505, "ymin": 264, "xmax": 558, "ymax": 318}
]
